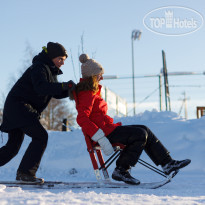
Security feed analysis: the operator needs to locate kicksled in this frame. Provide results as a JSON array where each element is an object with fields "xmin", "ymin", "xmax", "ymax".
[{"xmin": 0, "ymin": 171, "xmax": 177, "ymax": 189}]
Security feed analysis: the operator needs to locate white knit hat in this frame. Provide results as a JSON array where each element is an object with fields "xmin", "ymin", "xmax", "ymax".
[{"xmin": 79, "ymin": 54, "xmax": 104, "ymax": 78}]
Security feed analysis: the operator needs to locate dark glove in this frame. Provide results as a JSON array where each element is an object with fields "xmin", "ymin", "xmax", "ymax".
[{"xmin": 62, "ymin": 80, "xmax": 76, "ymax": 91}]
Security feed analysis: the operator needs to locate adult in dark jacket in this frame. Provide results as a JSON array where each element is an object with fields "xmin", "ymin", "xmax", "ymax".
[{"xmin": 0, "ymin": 42, "xmax": 75, "ymax": 184}]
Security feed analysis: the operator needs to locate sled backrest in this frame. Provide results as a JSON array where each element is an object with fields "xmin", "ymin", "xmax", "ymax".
[{"xmin": 84, "ymin": 133, "xmax": 125, "ymax": 181}]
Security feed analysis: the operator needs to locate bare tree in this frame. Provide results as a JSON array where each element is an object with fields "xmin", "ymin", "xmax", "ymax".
[
  {"xmin": 70, "ymin": 32, "xmax": 97, "ymax": 81},
  {"xmin": 0, "ymin": 92, "xmax": 5, "ymax": 124},
  {"xmin": 40, "ymin": 98, "xmax": 75, "ymax": 131},
  {"xmin": 0, "ymin": 108, "xmax": 3, "ymax": 124},
  {"xmin": 7, "ymin": 41, "xmax": 36, "ymax": 90},
  {"xmin": 0, "ymin": 92, "xmax": 6, "ymax": 109}
]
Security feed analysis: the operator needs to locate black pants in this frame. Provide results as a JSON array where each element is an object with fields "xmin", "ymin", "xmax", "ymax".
[
  {"xmin": 107, "ymin": 125, "xmax": 171, "ymax": 169},
  {"xmin": 0, "ymin": 120, "xmax": 48, "ymax": 176}
]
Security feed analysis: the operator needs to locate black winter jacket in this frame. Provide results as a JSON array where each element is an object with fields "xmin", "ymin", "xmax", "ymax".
[{"xmin": 0, "ymin": 50, "xmax": 70, "ymax": 132}]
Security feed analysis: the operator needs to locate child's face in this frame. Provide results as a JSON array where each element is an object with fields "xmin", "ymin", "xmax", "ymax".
[{"xmin": 96, "ymin": 73, "xmax": 103, "ymax": 82}]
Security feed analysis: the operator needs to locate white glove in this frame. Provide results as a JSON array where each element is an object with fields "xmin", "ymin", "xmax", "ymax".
[{"xmin": 92, "ymin": 129, "xmax": 114, "ymax": 156}]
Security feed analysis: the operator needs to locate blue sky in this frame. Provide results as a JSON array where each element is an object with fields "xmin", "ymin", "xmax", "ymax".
[{"xmin": 0, "ymin": 0, "xmax": 204, "ymax": 118}]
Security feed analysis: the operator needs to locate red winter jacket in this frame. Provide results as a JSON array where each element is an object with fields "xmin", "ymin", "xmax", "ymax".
[{"xmin": 75, "ymin": 81, "xmax": 121, "ymax": 138}]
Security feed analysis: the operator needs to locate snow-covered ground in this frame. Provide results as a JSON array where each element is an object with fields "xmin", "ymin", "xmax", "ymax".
[{"xmin": 0, "ymin": 110, "xmax": 205, "ymax": 204}]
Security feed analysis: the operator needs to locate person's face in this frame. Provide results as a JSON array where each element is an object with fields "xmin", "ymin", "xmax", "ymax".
[
  {"xmin": 52, "ymin": 56, "xmax": 67, "ymax": 68},
  {"xmin": 96, "ymin": 73, "xmax": 103, "ymax": 82}
]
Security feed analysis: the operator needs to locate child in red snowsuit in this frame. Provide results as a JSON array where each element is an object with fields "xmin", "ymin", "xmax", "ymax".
[{"xmin": 71, "ymin": 54, "xmax": 191, "ymax": 185}]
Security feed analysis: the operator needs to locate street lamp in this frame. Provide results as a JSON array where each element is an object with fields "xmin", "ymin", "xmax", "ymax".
[{"xmin": 131, "ymin": 29, "xmax": 142, "ymax": 115}]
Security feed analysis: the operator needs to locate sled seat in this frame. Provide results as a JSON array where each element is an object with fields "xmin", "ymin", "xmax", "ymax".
[{"xmin": 84, "ymin": 133, "xmax": 125, "ymax": 181}]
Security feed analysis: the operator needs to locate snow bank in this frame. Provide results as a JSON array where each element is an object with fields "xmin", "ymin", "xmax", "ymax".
[
  {"xmin": 0, "ymin": 110, "xmax": 205, "ymax": 181},
  {"xmin": 0, "ymin": 110, "xmax": 205, "ymax": 204}
]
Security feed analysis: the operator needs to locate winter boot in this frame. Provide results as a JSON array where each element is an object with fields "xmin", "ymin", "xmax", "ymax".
[
  {"xmin": 16, "ymin": 171, "xmax": 44, "ymax": 184},
  {"xmin": 162, "ymin": 159, "xmax": 191, "ymax": 175},
  {"xmin": 112, "ymin": 167, "xmax": 140, "ymax": 185}
]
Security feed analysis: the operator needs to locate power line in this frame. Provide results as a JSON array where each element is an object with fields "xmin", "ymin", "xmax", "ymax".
[
  {"xmin": 170, "ymin": 85, "xmax": 205, "ymax": 88},
  {"xmin": 103, "ymin": 71, "xmax": 205, "ymax": 80},
  {"xmin": 127, "ymin": 86, "xmax": 159, "ymax": 114}
]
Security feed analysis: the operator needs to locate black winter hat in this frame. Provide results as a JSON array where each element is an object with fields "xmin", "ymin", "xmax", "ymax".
[{"xmin": 47, "ymin": 42, "xmax": 68, "ymax": 59}]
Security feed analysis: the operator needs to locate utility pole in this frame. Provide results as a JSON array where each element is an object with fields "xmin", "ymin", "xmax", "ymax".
[
  {"xmin": 159, "ymin": 73, "xmax": 163, "ymax": 111},
  {"xmin": 131, "ymin": 30, "xmax": 142, "ymax": 116},
  {"xmin": 178, "ymin": 91, "xmax": 190, "ymax": 119},
  {"xmin": 162, "ymin": 50, "xmax": 171, "ymax": 111}
]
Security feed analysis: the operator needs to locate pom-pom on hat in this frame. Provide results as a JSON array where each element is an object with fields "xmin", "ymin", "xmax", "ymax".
[
  {"xmin": 47, "ymin": 42, "xmax": 68, "ymax": 59},
  {"xmin": 79, "ymin": 54, "xmax": 104, "ymax": 78}
]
